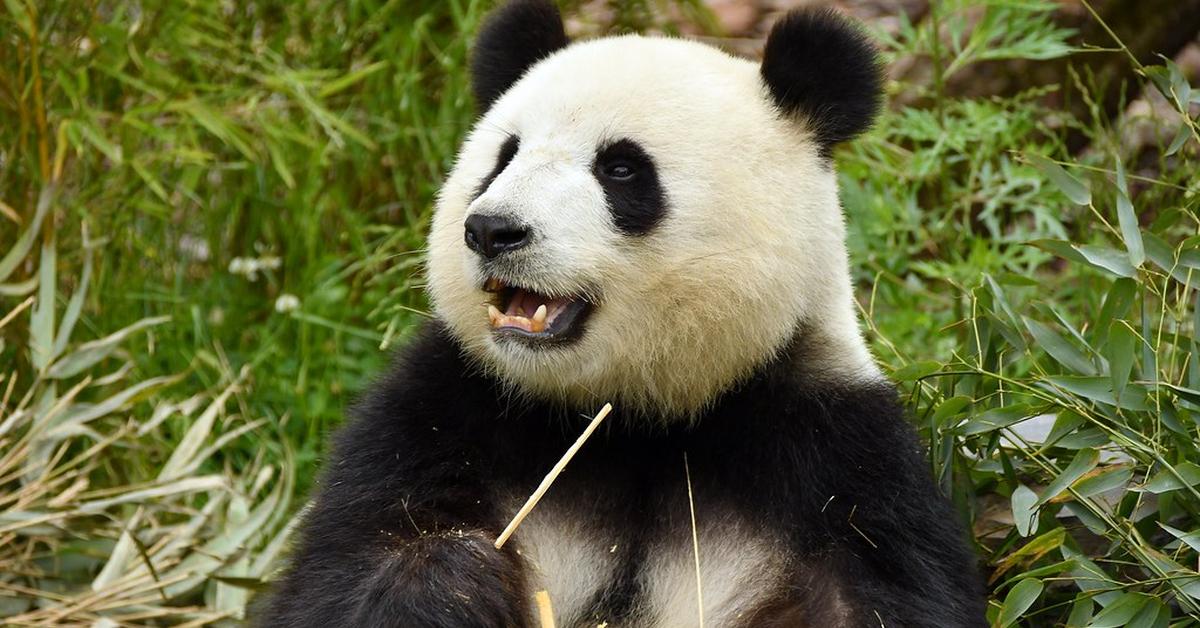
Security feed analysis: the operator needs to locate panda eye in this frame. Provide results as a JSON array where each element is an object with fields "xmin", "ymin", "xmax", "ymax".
[{"xmin": 602, "ymin": 162, "xmax": 637, "ymax": 181}]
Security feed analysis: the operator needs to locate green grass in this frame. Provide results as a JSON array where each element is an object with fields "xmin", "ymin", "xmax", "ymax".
[{"xmin": 2, "ymin": 0, "xmax": 1200, "ymax": 624}]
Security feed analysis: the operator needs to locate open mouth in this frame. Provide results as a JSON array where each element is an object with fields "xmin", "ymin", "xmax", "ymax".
[{"xmin": 483, "ymin": 277, "xmax": 592, "ymax": 343}]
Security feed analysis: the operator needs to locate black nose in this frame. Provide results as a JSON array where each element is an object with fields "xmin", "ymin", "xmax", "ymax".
[{"xmin": 464, "ymin": 214, "xmax": 530, "ymax": 259}]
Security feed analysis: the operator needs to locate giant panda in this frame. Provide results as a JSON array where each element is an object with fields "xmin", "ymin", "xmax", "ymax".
[{"xmin": 261, "ymin": 1, "xmax": 986, "ymax": 626}]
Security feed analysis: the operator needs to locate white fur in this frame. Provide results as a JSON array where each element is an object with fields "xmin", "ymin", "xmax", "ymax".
[
  {"xmin": 427, "ymin": 34, "xmax": 881, "ymax": 419},
  {"xmin": 640, "ymin": 515, "xmax": 789, "ymax": 627},
  {"xmin": 510, "ymin": 500, "xmax": 790, "ymax": 627},
  {"xmin": 506, "ymin": 497, "xmax": 620, "ymax": 625}
]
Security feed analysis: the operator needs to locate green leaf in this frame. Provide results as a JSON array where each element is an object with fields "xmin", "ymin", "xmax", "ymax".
[
  {"xmin": 1044, "ymin": 376, "xmax": 1151, "ymax": 411},
  {"xmin": 1088, "ymin": 592, "xmax": 1147, "ymax": 627},
  {"xmin": 46, "ymin": 316, "xmax": 170, "ymax": 379},
  {"xmin": 932, "ymin": 396, "xmax": 973, "ymax": 428},
  {"xmin": 51, "ymin": 239, "xmax": 93, "ymax": 361},
  {"xmin": 1076, "ymin": 245, "xmax": 1138, "ymax": 278},
  {"xmin": 1038, "ymin": 448, "xmax": 1099, "ymax": 506},
  {"xmin": 1140, "ymin": 461, "xmax": 1200, "ymax": 494},
  {"xmin": 1162, "ymin": 383, "xmax": 1200, "ymax": 407},
  {"xmin": 1098, "ymin": 279, "xmax": 1136, "ymax": 328},
  {"xmin": 317, "ymin": 60, "xmax": 389, "ymax": 98},
  {"xmin": 1066, "ymin": 595, "xmax": 1093, "ymax": 627},
  {"xmin": 997, "ymin": 578, "xmax": 1043, "ymax": 627},
  {"xmin": 1105, "ymin": 321, "xmax": 1136, "ymax": 399},
  {"xmin": 76, "ymin": 120, "xmax": 123, "ymax": 164},
  {"xmin": 29, "ymin": 230, "xmax": 57, "ymax": 373},
  {"xmin": 1025, "ymin": 317, "xmax": 1095, "ymax": 375},
  {"xmin": 1011, "ymin": 484, "xmax": 1039, "ymax": 537},
  {"xmin": 1072, "ymin": 465, "xmax": 1133, "ymax": 498},
  {"xmin": 1124, "ymin": 596, "xmax": 1166, "ymax": 628},
  {"xmin": 1031, "ymin": 240, "xmax": 1136, "ymax": 278},
  {"xmin": 1062, "ymin": 545, "xmax": 1113, "ymax": 593},
  {"xmin": 1166, "ymin": 122, "xmax": 1191, "ymax": 156},
  {"xmin": 958, "ymin": 404, "xmax": 1030, "ymax": 436},
  {"xmin": 1027, "ymin": 153, "xmax": 1091, "ymax": 205},
  {"xmin": 0, "ymin": 187, "xmax": 53, "ymax": 284},
  {"xmin": 1158, "ymin": 522, "xmax": 1200, "ymax": 554},
  {"xmin": 157, "ymin": 380, "xmax": 239, "ymax": 481},
  {"xmin": 1165, "ymin": 58, "xmax": 1192, "ymax": 110},
  {"xmin": 1113, "ymin": 159, "xmax": 1144, "ymax": 267},
  {"xmin": 892, "ymin": 360, "xmax": 942, "ymax": 382},
  {"xmin": 3, "ymin": 0, "xmax": 33, "ymax": 36}
]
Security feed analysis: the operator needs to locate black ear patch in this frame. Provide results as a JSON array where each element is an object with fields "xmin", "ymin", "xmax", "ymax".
[
  {"xmin": 471, "ymin": 0, "xmax": 569, "ymax": 113},
  {"xmin": 761, "ymin": 9, "xmax": 883, "ymax": 157}
]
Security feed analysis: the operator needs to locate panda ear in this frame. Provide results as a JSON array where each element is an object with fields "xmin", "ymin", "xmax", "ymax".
[
  {"xmin": 760, "ymin": 8, "xmax": 883, "ymax": 155},
  {"xmin": 471, "ymin": 0, "xmax": 569, "ymax": 113}
]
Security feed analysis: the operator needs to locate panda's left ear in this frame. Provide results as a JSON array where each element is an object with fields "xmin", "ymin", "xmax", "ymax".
[
  {"xmin": 760, "ymin": 8, "xmax": 883, "ymax": 155},
  {"xmin": 471, "ymin": 0, "xmax": 569, "ymax": 113}
]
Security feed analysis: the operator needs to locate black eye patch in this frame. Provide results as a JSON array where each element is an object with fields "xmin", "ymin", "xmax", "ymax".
[
  {"xmin": 593, "ymin": 139, "xmax": 667, "ymax": 235},
  {"xmin": 475, "ymin": 135, "xmax": 520, "ymax": 200}
]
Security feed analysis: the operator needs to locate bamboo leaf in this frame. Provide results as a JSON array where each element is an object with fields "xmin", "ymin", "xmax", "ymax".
[
  {"xmin": 1031, "ymin": 240, "xmax": 1136, "ymax": 278},
  {"xmin": 1105, "ymin": 321, "xmax": 1136, "ymax": 400},
  {"xmin": 1071, "ymin": 465, "xmax": 1132, "ymax": 499},
  {"xmin": 1140, "ymin": 462, "xmax": 1200, "ymax": 494},
  {"xmin": 1011, "ymin": 484, "xmax": 1039, "ymax": 537},
  {"xmin": 1113, "ymin": 159, "xmax": 1144, "ymax": 267},
  {"xmin": 1088, "ymin": 592, "xmax": 1148, "ymax": 627},
  {"xmin": 1166, "ymin": 122, "xmax": 1191, "ymax": 156},
  {"xmin": 1158, "ymin": 523, "xmax": 1200, "ymax": 554},
  {"xmin": 1043, "ymin": 376, "xmax": 1151, "ymax": 411},
  {"xmin": 997, "ymin": 578, "xmax": 1043, "ymax": 627},
  {"xmin": 0, "ymin": 188, "xmax": 53, "ymax": 285},
  {"xmin": 29, "ymin": 229, "xmax": 57, "ymax": 372},
  {"xmin": 157, "ymin": 380, "xmax": 239, "ymax": 481},
  {"xmin": 1024, "ymin": 317, "xmax": 1095, "ymax": 375},
  {"xmin": 50, "ymin": 236, "xmax": 93, "ymax": 361},
  {"xmin": 1027, "ymin": 153, "xmax": 1090, "ymax": 205},
  {"xmin": 46, "ymin": 316, "xmax": 170, "ymax": 380},
  {"xmin": 1037, "ymin": 448, "xmax": 1099, "ymax": 505},
  {"xmin": 958, "ymin": 404, "xmax": 1031, "ymax": 436}
]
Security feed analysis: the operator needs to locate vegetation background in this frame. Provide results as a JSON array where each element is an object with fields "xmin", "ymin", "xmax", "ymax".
[{"xmin": 1, "ymin": 0, "xmax": 1199, "ymax": 625}]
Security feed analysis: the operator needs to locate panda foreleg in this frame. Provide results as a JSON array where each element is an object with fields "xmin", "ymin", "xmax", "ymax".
[
  {"xmin": 258, "ymin": 365, "xmax": 533, "ymax": 627},
  {"xmin": 260, "ymin": 460, "xmax": 531, "ymax": 627}
]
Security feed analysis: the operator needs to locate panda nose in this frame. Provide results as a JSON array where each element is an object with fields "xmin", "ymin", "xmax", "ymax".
[{"xmin": 464, "ymin": 214, "xmax": 531, "ymax": 259}]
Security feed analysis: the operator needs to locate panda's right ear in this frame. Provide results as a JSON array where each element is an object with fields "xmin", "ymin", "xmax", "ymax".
[{"xmin": 471, "ymin": 0, "xmax": 569, "ymax": 113}]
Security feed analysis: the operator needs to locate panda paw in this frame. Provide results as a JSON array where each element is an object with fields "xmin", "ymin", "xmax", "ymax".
[{"xmin": 349, "ymin": 529, "xmax": 530, "ymax": 628}]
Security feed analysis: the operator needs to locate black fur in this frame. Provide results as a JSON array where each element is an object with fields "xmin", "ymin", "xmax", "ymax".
[
  {"xmin": 761, "ymin": 8, "xmax": 884, "ymax": 157},
  {"xmin": 476, "ymin": 135, "xmax": 521, "ymax": 200},
  {"xmin": 594, "ymin": 139, "xmax": 668, "ymax": 235},
  {"xmin": 471, "ymin": 0, "xmax": 569, "ymax": 113},
  {"xmin": 259, "ymin": 323, "xmax": 986, "ymax": 627}
]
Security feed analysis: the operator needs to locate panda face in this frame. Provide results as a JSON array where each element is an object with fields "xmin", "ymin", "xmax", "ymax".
[{"xmin": 426, "ymin": 6, "xmax": 883, "ymax": 418}]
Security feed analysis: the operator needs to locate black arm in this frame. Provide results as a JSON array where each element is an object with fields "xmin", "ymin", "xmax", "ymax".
[{"xmin": 257, "ymin": 325, "xmax": 531, "ymax": 628}]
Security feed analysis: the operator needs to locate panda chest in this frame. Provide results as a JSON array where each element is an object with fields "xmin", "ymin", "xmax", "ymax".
[{"xmin": 507, "ymin": 496, "xmax": 791, "ymax": 628}]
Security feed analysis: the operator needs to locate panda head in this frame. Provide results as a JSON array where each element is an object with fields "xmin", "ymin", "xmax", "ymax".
[{"xmin": 427, "ymin": 0, "xmax": 884, "ymax": 419}]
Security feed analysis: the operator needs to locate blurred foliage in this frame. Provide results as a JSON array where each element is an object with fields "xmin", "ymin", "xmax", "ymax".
[
  {"xmin": 844, "ymin": 1, "xmax": 1200, "ymax": 624},
  {"xmin": 3, "ymin": 0, "xmax": 1200, "ymax": 624}
]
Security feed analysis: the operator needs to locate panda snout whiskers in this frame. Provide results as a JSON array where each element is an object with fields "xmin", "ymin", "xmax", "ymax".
[{"xmin": 480, "ymin": 276, "xmax": 594, "ymax": 344}]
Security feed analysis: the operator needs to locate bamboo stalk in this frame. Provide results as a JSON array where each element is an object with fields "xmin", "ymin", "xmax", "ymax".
[
  {"xmin": 494, "ymin": 403, "xmax": 613, "ymax": 550},
  {"xmin": 535, "ymin": 589, "xmax": 556, "ymax": 628}
]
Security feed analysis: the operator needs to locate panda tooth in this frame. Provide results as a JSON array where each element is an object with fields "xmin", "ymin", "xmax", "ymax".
[
  {"xmin": 531, "ymin": 305, "xmax": 548, "ymax": 332},
  {"xmin": 488, "ymin": 304, "xmax": 503, "ymax": 327}
]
